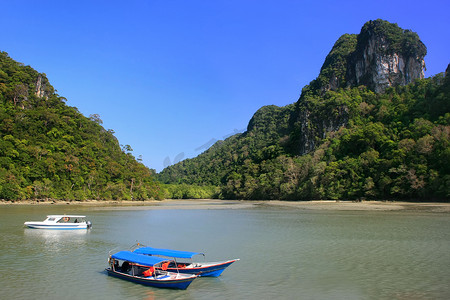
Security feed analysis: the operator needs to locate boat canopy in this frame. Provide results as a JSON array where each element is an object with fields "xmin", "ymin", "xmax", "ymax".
[
  {"xmin": 134, "ymin": 247, "xmax": 205, "ymax": 259},
  {"xmin": 111, "ymin": 251, "xmax": 168, "ymax": 266}
]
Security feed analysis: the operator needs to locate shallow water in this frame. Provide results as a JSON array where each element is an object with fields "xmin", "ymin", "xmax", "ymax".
[{"xmin": 1, "ymin": 203, "xmax": 449, "ymax": 299}]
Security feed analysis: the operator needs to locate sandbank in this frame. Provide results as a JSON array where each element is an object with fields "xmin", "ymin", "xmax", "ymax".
[
  {"xmin": 1, "ymin": 199, "xmax": 449, "ymax": 212},
  {"xmin": 258, "ymin": 200, "xmax": 450, "ymax": 213}
]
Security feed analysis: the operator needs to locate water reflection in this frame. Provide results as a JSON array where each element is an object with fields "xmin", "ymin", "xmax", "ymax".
[
  {"xmin": 1, "ymin": 206, "xmax": 449, "ymax": 300},
  {"xmin": 24, "ymin": 228, "xmax": 89, "ymax": 253},
  {"xmin": 24, "ymin": 228, "xmax": 88, "ymax": 238}
]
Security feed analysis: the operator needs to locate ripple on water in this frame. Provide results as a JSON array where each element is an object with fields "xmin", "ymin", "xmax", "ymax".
[{"xmin": 1, "ymin": 206, "xmax": 449, "ymax": 300}]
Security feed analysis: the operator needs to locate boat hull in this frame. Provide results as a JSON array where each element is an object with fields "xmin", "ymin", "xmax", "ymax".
[
  {"xmin": 169, "ymin": 259, "xmax": 238, "ymax": 277},
  {"xmin": 24, "ymin": 215, "xmax": 91, "ymax": 230},
  {"xmin": 105, "ymin": 268, "xmax": 196, "ymax": 289},
  {"xmin": 24, "ymin": 223, "xmax": 89, "ymax": 230}
]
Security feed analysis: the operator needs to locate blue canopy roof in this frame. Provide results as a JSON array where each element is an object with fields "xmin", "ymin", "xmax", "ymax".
[
  {"xmin": 134, "ymin": 247, "xmax": 204, "ymax": 259},
  {"xmin": 111, "ymin": 251, "xmax": 168, "ymax": 266}
]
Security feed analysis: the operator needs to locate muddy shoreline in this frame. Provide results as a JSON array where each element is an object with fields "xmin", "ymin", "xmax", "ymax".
[{"xmin": 1, "ymin": 199, "xmax": 450, "ymax": 212}]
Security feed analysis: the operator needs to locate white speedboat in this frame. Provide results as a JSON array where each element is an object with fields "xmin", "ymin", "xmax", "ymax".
[{"xmin": 24, "ymin": 215, "xmax": 92, "ymax": 230}]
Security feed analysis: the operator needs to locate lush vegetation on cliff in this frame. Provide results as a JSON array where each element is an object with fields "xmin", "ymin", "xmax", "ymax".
[
  {"xmin": 159, "ymin": 73, "xmax": 450, "ymax": 200},
  {"xmin": 2, "ymin": 19, "xmax": 448, "ymax": 202},
  {"xmin": 0, "ymin": 51, "xmax": 164, "ymax": 201},
  {"xmin": 159, "ymin": 20, "xmax": 449, "ymax": 201},
  {"xmin": 158, "ymin": 104, "xmax": 295, "ymax": 187},
  {"xmin": 357, "ymin": 19, "xmax": 427, "ymax": 57}
]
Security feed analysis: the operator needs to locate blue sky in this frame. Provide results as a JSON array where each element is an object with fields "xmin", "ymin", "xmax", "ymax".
[{"xmin": 2, "ymin": 0, "xmax": 449, "ymax": 172}]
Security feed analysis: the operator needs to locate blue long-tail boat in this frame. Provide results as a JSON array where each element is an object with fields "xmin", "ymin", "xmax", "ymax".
[
  {"xmin": 133, "ymin": 246, "xmax": 239, "ymax": 277},
  {"xmin": 106, "ymin": 250, "xmax": 198, "ymax": 289}
]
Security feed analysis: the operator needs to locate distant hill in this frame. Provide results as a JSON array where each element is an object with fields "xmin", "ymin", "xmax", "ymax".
[
  {"xmin": 0, "ymin": 51, "xmax": 163, "ymax": 201},
  {"xmin": 159, "ymin": 20, "xmax": 450, "ymax": 201}
]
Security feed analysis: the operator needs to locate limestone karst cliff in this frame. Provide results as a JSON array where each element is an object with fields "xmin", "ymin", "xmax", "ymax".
[
  {"xmin": 310, "ymin": 19, "xmax": 427, "ymax": 95},
  {"xmin": 159, "ymin": 20, "xmax": 449, "ymax": 201},
  {"xmin": 289, "ymin": 19, "xmax": 428, "ymax": 155},
  {"xmin": 347, "ymin": 19, "xmax": 427, "ymax": 93},
  {"xmin": 34, "ymin": 74, "xmax": 53, "ymax": 99}
]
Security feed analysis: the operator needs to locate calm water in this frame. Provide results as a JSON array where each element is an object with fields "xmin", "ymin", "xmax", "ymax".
[{"xmin": 1, "ymin": 203, "xmax": 449, "ymax": 300}]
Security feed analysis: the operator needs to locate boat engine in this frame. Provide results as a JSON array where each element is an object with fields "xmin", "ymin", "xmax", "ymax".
[{"xmin": 87, "ymin": 221, "xmax": 92, "ymax": 229}]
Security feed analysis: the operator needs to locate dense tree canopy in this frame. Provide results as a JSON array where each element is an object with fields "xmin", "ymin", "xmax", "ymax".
[
  {"xmin": 159, "ymin": 20, "xmax": 449, "ymax": 201},
  {"xmin": 160, "ymin": 72, "xmax": 450, "ymax": 201},
  {"xmin": 0, "ymin": 51, "xmax": 164, "ymax": 201},
  {"xmin": 2, "ymin": 18, "xmax": 449, "ymax": 203}
]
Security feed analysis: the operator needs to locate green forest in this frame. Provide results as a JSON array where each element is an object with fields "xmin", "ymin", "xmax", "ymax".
[
  {"xmin": 159, "ymin": 74, "xmax": 450, "ymax": 200},
  {"xmin": 0, "ymin": 51, "xmax": 165, "ymax": 201},
  {"xmin": 159, "ymin": 21, "xmax": 450, "ymax": 201},
  {"xmin": 1, "ymin": 20, "xmax": 449, "ymax": 202}
]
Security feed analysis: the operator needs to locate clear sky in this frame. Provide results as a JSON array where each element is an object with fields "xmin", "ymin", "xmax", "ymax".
[{"xmin": 2, "ymin": 0, "xmax": 449, "ymax": 172}]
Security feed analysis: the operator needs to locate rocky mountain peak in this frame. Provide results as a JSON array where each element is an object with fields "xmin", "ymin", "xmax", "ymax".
[
  {"xmin": 347, "ymin": 19, "xmax": 427, "ymax": 93},
  {"xmin": 310, "ymin": 19, "xmax": 427, "ymax": 94},
  {"xmin": 290, "ymin": 20, "xmax": 428, "ymax": 156}
]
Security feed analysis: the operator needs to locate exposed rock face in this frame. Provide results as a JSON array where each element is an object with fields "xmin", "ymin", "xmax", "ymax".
[
  {"xmin": 347, "ymin": 20, "xmax": 426, "ymax": 93},
  {"xmin": 294, "ymin": 104, "xmax": 348, "ymax": 155},
  {"xmin": 35, "ymin": 74, "xmax": 45, "ymax": 98},
  {"xmin": 289, "ymin": 20, "xmax": 427, "ymax": 155},
  {"xmin": 34, "ymin": 74, "xmax": 53, "ymax": 99}
]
